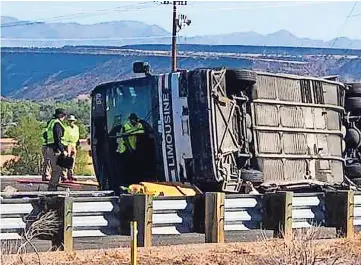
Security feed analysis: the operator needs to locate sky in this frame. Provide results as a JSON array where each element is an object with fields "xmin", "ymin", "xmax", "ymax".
[{"xmin": 1, "ymin": 1, "xmax": 361, "ymax": 41}]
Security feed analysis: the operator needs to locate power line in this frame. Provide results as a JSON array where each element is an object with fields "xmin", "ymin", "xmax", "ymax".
[
  {"xmin": 1, "ymin": 2, "xmax": 155, "ymax": 28},
  {"xmin": 331, "ymin": 1, "xmax": 358, "ymax": 48},
  {"xmin": 1, "ymin": 8, "xmax": 150, "ymax": 28},
  {"xmin": 184, "ymin": 1, "xmax": 327, "ymax": 13}
]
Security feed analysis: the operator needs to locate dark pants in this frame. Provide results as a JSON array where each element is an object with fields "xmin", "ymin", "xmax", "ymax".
[
  {"xmin": 41, "ymin": 146, "xmax": 51, "ymax": 180},
  {"xmin": 111, "ymin": 153, "xmax": 122, "ymax": 196},
  {"xmin": 47, "ymin": 148, "xmax": 63, "ymax": 191},
  {"xmin": 110, "ymin": 151, "xmax": 134, "ymax": 195},
  {"xmin": 120, "ymin": 150, "xmax": 136, "ymax": 186}
]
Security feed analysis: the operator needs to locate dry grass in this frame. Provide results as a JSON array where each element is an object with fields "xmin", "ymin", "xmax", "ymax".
[
  {"xmin": 257, "ymin": 226, "xmax": 356, "ymax": 265},
  {"xmin": 1, "ymin": 240, "xmax": 22, "ymax": 265},
  {"xmin": 1, "ymin": 228, "xmax": 361, "ymax": 265},
  {"xmin": 1, "ymin": 210, "xmax": 61, "ymax": 265}
]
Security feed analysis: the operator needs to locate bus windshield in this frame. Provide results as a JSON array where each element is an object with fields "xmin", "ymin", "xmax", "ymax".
[{"xmin": 105, "ymin": 77, "xmax": 153, "ymax": 134}]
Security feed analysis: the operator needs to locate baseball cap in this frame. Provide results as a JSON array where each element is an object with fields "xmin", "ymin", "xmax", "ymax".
[
  {"xmin": 55, "ymin": 108, "xmax": 66, "ymax": 116},
  {"xmin": 68, "ymin": 115, "xmax": 77, "ymax": 121}
]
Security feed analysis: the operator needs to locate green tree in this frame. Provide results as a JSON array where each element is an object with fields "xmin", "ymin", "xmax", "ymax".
[
  {"xmin": 1, "ymin": 117, "xmax": 43, "ymax": 175},
  {"xmin": 77, "ymin": 120, "xmax": 89, "ymax": 139},
  {"xmin": 1, "ymin": 99, "xmax": 91, "ymax": 137},
  {"xmin": 1, "ymin": 101, "xmax": 14, "ymax": 125},
  {"xmin": 74, "ymin": 148, "xmax": 94, "ymax": 176}
]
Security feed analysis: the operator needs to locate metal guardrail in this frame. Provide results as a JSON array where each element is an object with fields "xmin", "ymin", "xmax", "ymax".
[
  {"xmin": 354, "ymin": 194, "xmax": 361, "ymax": 226},
  {"xmin": 72, "ymin": 197, "xmax": 120, "ymax": 238},
  {"xmin": 152, "ymin": 197, "xmax": 194, "ymax": 235},
  {"xmin": 224, "ymin": 194, "xmax": 263, "ymax": 231},
  {"xmin": 1, "ymin": 191, "xmax": 361, "ymax": 249},
  {"xmin": 0, "ymin": 175, "xmax": 95, "ymax": 180},
  {"xmin": 292, "ymin": 193, "xmax": 325, "ymax": 229},
  {"xmin": 0, "ymin": 195, "xmax": 198, "ymax": 240},
  {"xmin": 0, "ymin": 191, "xmax": 113, "ymax": 198},
  {"xmin": 0, "ymin": 197, "xmax": 41, "ymax": 240}
]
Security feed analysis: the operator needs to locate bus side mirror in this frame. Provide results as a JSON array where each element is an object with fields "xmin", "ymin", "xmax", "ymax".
[{"xmin": 133, "ymin": 62, "xmax": 151, "ymax": 75}]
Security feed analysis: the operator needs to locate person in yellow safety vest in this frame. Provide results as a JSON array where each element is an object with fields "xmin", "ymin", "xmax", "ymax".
[
  {"xmin": 115, "ymin": 113, "xmax": 144, "ymax": 191},
  {"xmin": 62, "ymin": 114, "xmax": 80, "ymax": 181},
  {"xmin": 41, "ymin": 121, "xmax": 51, "ymax": 181},
  {"xmin": 45, "ymin": 108, "xmax": 68, "ymax": 191},
  {"xmin": 117, "ymin": 113, "xmax": 144, "ymax": 154}
]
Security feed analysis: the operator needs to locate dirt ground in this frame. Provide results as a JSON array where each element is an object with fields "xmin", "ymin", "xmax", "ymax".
[{"xmin": 3, "ymin": 235, "xmax": 361, "ymax": 265}]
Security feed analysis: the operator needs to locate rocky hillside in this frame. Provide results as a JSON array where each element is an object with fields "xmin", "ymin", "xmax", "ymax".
[{"xmin": 1, "ymin": 45, "xmax": 361, "ymax": 100}]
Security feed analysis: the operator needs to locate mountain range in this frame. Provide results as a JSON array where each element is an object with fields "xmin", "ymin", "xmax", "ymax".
[{"xmin": 2, "ymin": 16, "xmax": 361, "ymax": 49}]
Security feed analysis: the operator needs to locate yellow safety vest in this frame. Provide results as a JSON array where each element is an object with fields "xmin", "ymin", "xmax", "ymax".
[
  {"xmin": 46, "ymin": 119, "xmax": 67, "ymax": 145},
  {"xmin": 63, "ymin": 125, "xmax": 80, "ymax": 147},
  {"xmin": 117, "ymin": 122, "xmax": 144, "ymax": 154}
]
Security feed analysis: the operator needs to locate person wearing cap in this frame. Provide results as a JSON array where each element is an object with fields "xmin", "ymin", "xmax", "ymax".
[
  {"xmin": 117, "ymin": 113, "xmax": 144, "ymax": 155},
  {"xmin": 62, "ymin": 114, "xmax": 80, "ymax": 181},
  {"xmin": 116, "ymin": 113, "xmax": 144, "ymax": 188},
  {"xmin": 45, "ymin": 108, "xmax": 68, "ymax": 191}
]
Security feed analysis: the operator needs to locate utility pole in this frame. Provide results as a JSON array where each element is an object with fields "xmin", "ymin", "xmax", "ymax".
[
  {"xmin": 171, "ymin": 1, "xmax": 177, "ymax": 72},
  {"xmin": 161, "ymin": 1, "xmax": 191, "ymax": 72}
]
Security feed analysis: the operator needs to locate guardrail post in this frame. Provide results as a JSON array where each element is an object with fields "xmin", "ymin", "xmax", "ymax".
[
  {"xmin": 63, "ymin": 197, "xmax": 73, "ymax": 252},
  {"xmin": 119, "ymin": 195, "xmax": 134, "ymax": 235},
  {"xmin": 193, "ymin": 194, "xmax": 205, "ymax": 233},
  {"xmin": 44, "ymin": 196, "xmax": 73, "ymax": 251},
  {"xmin": 131, "ymin": 221, "xmax": 138, "ymax": 265},
  {"xmin": 133, "ymin": 194, "xmax": 153, "ymax": 247},
  {"xmin": 205, "ymin": 192, "xmax": 225, "ymax": 243},
  {"xmin": 325, "ymin": 190, "xmax": 354, "ymax": 238},
  {"xmin": 263, "ymin": 191, "xmax": 293, "ymax": 239}
]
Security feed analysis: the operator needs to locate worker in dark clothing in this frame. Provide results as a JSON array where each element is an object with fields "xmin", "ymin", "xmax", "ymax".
[
  {"xmin": 116, "ymin": 113, "xmax": 144, "ymax": 187},
  {"xmin": 45, "ymin": 108, "xmax": 68, "ymax": 191},
  {"xmin": 136, "ymin": 119, "xmax": 157, "ymax": 182}
]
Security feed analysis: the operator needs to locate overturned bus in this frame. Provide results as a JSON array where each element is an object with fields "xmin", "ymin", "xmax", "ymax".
[{"xmin": 90, "ymin": 63, "xmax": 349, "ymax": 194}]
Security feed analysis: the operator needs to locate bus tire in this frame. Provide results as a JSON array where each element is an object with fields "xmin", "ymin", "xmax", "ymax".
[
  {"xmin": 345, "ymin": 128, "xmax": 361, "ymax": 148},
  {"xmin": 348, "ymin": 83, "xmax": 361, "ymax": 96},
  {"xmin": 346, "ymin": 97, "xmax": 361, "ymax": 112},
  {"xmin": 345, "ymin": 163, "xmax": 361, "ymax": 179},
  {"xmin": 227, "ymin": 69, "xmax": 257, "ymax": 84}
]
